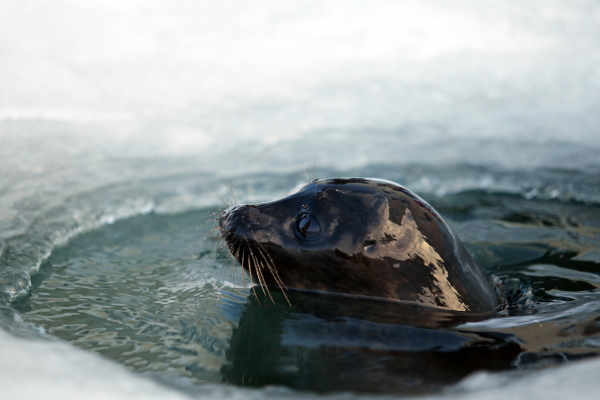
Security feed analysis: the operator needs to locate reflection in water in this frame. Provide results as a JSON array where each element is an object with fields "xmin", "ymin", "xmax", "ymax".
[
  {"xmin": 221, "ymin": 285, "xmax": 600, "ymax": 394},
  {"xmin": 221, "ymin": 290, "xmax": 521, "ymax": 394}
]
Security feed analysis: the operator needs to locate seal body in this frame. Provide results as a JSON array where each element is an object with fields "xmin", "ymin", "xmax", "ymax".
[{"xmin": 219, "ymin": 178, "xmax": 501, "ymax": 312}]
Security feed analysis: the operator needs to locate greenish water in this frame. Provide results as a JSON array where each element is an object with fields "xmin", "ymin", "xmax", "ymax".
[{"xmin": 17, "ymin": 210, "xmax": 248, "ymax": 383}]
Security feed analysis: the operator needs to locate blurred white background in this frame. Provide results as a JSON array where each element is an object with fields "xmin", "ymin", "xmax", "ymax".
[{"xmin": 1, "ymin": 0, "xmax": 599, "ymax": 169}]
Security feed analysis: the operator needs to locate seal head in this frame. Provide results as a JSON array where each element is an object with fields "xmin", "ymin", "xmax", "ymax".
[{"xmin": 219, "ymin": 178, "xmax": 501, "ymax": 312}]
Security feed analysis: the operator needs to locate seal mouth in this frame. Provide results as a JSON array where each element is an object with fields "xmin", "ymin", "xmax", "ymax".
[{"xmin": 218, "ymin": 207, "xmax": 290, "ymax": 305}]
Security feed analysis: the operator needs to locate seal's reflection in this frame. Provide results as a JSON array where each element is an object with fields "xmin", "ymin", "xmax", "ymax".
[{"xmin": 221, "ymin": 290, "xmax": 521, "ymax": 394}]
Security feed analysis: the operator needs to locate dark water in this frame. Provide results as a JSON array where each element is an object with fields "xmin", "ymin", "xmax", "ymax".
[{"xmin": 15, "ymin": 188, "xmax": 600, "ymax": 395}]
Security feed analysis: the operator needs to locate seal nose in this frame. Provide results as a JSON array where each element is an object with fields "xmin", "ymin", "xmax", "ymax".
[{"xmin": 219, "ymin": 205, "xmax": 244, "ymax": 236}]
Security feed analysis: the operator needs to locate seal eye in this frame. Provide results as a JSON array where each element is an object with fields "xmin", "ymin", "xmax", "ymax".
[{"xmin": 296, "ymin": 213, "xmax": 320, "ymax": 238}]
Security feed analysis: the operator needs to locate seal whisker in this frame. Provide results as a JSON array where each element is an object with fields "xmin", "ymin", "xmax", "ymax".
[
  {"xmin": 203, "ymin": 216, "xmax": 222, "ymax": 249},
  {"xmin": 219, "ymin": 252, "xmax": 229, "ymax": 283},
  {"xmin": 207, "ymin": 232, "xmax": 219, "ymax": 247},
  {"xmin": 230, "ymin": 184, "xmax": 237, "ymax": 205},
  {"xmin": 312, "ymin": 148, "xmax": 320, "ymax": 181},
  {"xmin": 239, "ymin": 246, "xmax": 247, "ymax": 289},
  {"xmin": 201, "ymin": 219, "xmax": 220, "ymax": 229},
  {"xmin": 231, "ymin": 241, "xmax": 243, "ymax": 261},
  {"xmin": 255, "ymin": 243, "xmax": 291, "ymax": 305},
  {"xmin": 216, "ymin": 195, "xmax": 233, "ymax": 210},
  {"xmin": 257, "ymin": 259, "xmax": 275, "ymax": 304},
  {"xmin": 255, "ymin": 243, "xmax": 283, "ymax": 288},
  {"xmin": 261, "ymin": 256, "xmax": 291, "ymax": 306},
  {"xmin": 249, "ymin": 247, "xmax": 270, "ymax": 298},
  {"xmin": 207, "ymin": 229, "xmax": 224, "ymax": 246},
  {"xmin": 249, "ymin": 245, "xmax": 279, "ymax": 303},
  {"xmin": 252, "ymin": 255, "xmax": 268, "ymax": 296},
  {"xmin": 223, "ymin": 240, "xmax": 235, "ymax": 258},
  {"xmin": 221, "ymin": 248, "xmax": 233, "ymax": 283},
  {"xmin": 254, "ymin": 244, "xmax": 282, "ymax": 286},
  {"xmin": 244, "ymin": 241, "xmax": 261, "ymax": 303},
  {"xmin": 256, "ymin": 243, "xmax": 286, "ymax": 290},
  {"xmin": 225, "ymin": 240, "xmax": 242, "ymax": 284},
  {"xmin": 201, "ymin": 208, "xmax": 222, "ymax": 226},
  {"xmin": 209, "ymin": 232, "xmax": 220, "ymax": 241},
  {"xmin": 230, "ymin": 252, "xmax": 235, "ymax": 285},
  {"xmin": 212, "ymin": 237, "xmax": 226, "ymax": 253},
  {"xmin": 207, "ymin": 236, "xmax": 222, "ymax": 249},
  {"xmin": 234, "ymin": 242, "xmax": 244, "ymax": 287},
  {"xmin": 215, "ymin": 243, "xmax": 229, "ymax": 258},
  {"xmin": 207, "ymin": 228, "xmax": 227, "ymax": 275},
  {"xmin": 206, "ymin": 225, "xmax": 222, "ymax": 238},
  {"xmin": 203, "ymin": 207, "xmax": 221, "ymax": 218}
]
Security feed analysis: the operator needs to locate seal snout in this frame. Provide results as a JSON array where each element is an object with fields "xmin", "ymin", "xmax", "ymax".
[
  {"xmin": 219, "ymin": 205, "xmax": 254, "ymax": 238},
  {"xmin": 219, "ymin": 206, "xmax": 240, "ymax": 236}
]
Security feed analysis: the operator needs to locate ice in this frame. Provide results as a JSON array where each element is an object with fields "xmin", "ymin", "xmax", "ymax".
[{"xmin": 0, "ymin": 329, "xmax": 193, "ymax": 400}]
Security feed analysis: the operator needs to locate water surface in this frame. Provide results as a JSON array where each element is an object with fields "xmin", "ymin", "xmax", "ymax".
[{"xmin": 17, "ymin": 185, "xmax": 600, "ymax": 394}]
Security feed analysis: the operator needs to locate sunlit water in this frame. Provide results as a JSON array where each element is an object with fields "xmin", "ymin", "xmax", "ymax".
[{"xmin": 17, "ymin": 210, "xmax": 242, "ymax": 384}]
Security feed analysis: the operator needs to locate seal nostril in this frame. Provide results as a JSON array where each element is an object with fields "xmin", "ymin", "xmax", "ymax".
[{"xmin": 219, "ymin": 205, "xmax": 248, "ymax": 237}]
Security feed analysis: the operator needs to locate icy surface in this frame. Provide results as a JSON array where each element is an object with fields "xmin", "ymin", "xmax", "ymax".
[{"xmin": 0, "ymin": 329, "xmax": 192, "ymax": 400}]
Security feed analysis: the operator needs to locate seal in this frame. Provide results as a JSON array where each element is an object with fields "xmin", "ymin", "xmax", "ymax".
[{"xmin": 219, "ymin": 178, "xmax": 501, "ymax": 312}]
